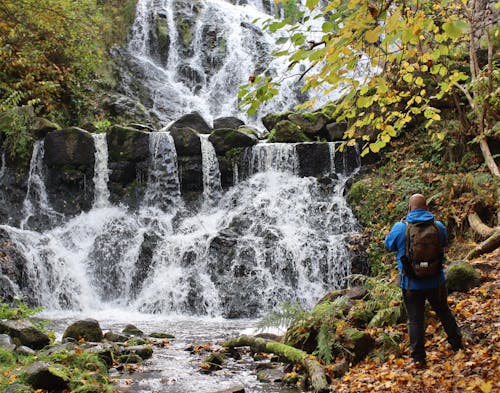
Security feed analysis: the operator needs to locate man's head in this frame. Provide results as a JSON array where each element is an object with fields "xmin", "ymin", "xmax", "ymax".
[{"xmin": 408, "ymin": 194, "xmax": 428, "ymax": 211}]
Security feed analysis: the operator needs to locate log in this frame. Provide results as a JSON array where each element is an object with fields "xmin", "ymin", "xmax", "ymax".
[
  {"xmin": 467, "ymin": 211, "xmax": 497, "ymax": 239},
  {"xmin": 466, "ymin": 229, "xmax": 500, "ymax": 260},
  {"xmin": 223, "ymin": 335, "xmax": 329, "ymax": 393}
]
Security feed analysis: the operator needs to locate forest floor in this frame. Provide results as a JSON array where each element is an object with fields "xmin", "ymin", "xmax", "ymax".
[{"xmin": 332, "ymin": 248, "xmax": 499, "ymax": 393}]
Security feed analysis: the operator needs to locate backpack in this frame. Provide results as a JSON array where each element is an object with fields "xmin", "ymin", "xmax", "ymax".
[{"xmin": 403, "ymin": 220, "xmax": 443, "ymax": 279}]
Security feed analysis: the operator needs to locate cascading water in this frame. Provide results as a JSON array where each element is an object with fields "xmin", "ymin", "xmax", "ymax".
[
  {"xmin": 20, "ymin": 140, "xmax": 61, "ymax": 230},
  {"xmin": 199, "ymin": 135, "xmax": 222, "ymax": 204},
  {"xmin": 92, "ymin": 133, "xmax": 111, "ymax": 208},
  {"xmin": 120, "ymin": 0, "xmax": 333, "ymax": 125},
  {"xmin": 0, "ymin": 151, "xmax": 5, "ymax": 180},
  {"xmin": 143, "ymin": 131, "xmax": 182, "ymax": 211}
]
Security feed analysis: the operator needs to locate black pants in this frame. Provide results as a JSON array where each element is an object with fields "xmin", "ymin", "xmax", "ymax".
[{"xmin": 402, "ymin": 285, "xmax": 462, "ymax": 362}]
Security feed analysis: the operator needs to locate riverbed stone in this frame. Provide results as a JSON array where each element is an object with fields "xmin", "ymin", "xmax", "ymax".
[
  {"xmin": 63, "ymin": 319, "xmax": 103, "ymax": 342},
  {"xmin": 123, "ymin": 345, "xmax": 153, "ymax": 360},
  {"xmin": 103, "ymin": 331, "xmax": 128, "ymax": 342},
  {"xmin": 122, "ymin": 324, "xmax": 144, "ymax": 336},
  {"xmin": 256, "ymin": 367, "xmax": 285, "ymax": 383},
  {"xmin": 0, "ymin": 319, "xmax": 50, "ymax": 350}
]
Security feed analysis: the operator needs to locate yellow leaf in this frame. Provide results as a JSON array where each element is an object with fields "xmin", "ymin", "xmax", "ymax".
[
  {"xmin": 365, "ymin": 28, "xmax": 379, "ymax": 43},
  {"xmin": 480, "ymin": 382, "xmax": 492, "ymax": 393}
]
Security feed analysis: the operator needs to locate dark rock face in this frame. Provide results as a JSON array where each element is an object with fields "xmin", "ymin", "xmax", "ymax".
[
  {"xmin": 208, "ymin": 129, "xmax": 257, "ymax": 155},
  {"xmin": 170, "ymin": 127, "xmax": 203, "ymax": 197},
  {"xmin": 347, "ymin": 233, "xmax": 370, "ymax": 276},
  {"xmin": 0, "ymin": 228, "xmax": 31, "ymax": 304},
  {"xmin": 130, "ymin": 232, "xmax": 161, "ymax": 298},
  {"xmin": 213, "ymin": 116, "xmax": 245, "ymax": 130},
  {"xmin": 326, "ymin": 122, "xmax": 347, "ymax": 141},
  {"xmin": 44, "ymin": 127, "xmax": 96, "ymax": 215},
  {"xmin": 0, "ymin": 319, "xmax": 50, "ymax": 350},
  {"xmin": 270, "ymin": 120, "xmax": 309, "ymax": 143},
  {"xmin": 169, "ymin": 112, "xmax": 212, "ymax": 134},
  {"xmin": 107, "ymin": 125, "xmax": 150, "ymax": 207},
  {"xmin": 296, "ymin": 143, "xmax": 330, "ymax": 177},
  {"xmin": 63, "ymin": 319, "xmax": 103, "ymax": 342}
]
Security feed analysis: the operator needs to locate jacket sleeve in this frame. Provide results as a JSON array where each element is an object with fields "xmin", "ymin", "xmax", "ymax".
[
  {"xmin": 436, "ymin": 221, "xmax": 448, "ymax": 247},
  {"xmin": 385, "ymin": 222, "xmax": 405, "ymax": 252}
]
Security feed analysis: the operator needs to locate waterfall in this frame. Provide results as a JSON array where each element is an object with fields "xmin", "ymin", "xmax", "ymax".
[
  {"xmin": 244, "ymin": 143, "xmax": 299, "ymax": 176},
  {"xmin": 200, "ymin": 135, "xmax": 222, "ymax": 204},
  {"xmin": 92, "ymin": 133, "xmax": 111, "ymax": 208},
  {"xmin": 20, "ymin": 140, "xmax": 60, "ymax": 230},
  {"xmin": 2, "ymin": 141, "xmax": 361, "ymax": 317},
  {"xmin": 143, "ymin": 132, "xmax": 182, "ymax": 211},
  {"xmin": 121, "ymin": 0, "xmax": 335, "ymax": 126},
  {"xmin": 0, "ymin": 151, "xmax": 5, "ymax": 179}
]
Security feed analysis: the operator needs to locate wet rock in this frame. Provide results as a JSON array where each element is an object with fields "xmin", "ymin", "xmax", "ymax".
[
  {"xmin": 131, "ymin": 232, "xmax": 161, "ymax": 298},
  {"xmin": 295, "ymin": 143, "xmax": 330, "ymax": 177},
  {"xmin": 153, "ymin": 12, "xmax": 170, "ymax": 66},
  {"xmin": 122, "ymin": 324, "xmax": 144, "ymax": 336},
  {"xmin": 119, "ymin": 353, "xmax": 143, "ymax": 363},
  {"xmin": 103, "ymin": 331, "xmax": 128, "ymax": 342},
  {"xmin": 213, "ymin": 386, "xmax": 245, "ymax": 393},
  {"xmin": 326, "ymin": 122, "xmax": 347, "ymax": 141},
  {"xmin": 288, "ymin": 112, "xmax": 328, "ymax": 136},
  {"xmin": 123, "ymin": 345, "xmax": 153, "ymax": 360},
  {"xmin": 149, "ymin": 332, "xmax": 175, "ymax": 339},
  {"xmin": 16, "ymin": 345, "xmax": 36, "ymax": 356},
  {"xmin": 256, "ymin": 367, "xmax": 285, "ymax": 383},
  {"xmin": 169, "ymin": 111, "xmax": 211, "ymax": 134},
  {"xmin": 170, "ymin": 127, "xmax": 201, "ymax": 156},
  {"xmin": 208, "ymin": 129, "xmax": 257, "ymax": 155},
  {"xmin": 63, "ymin": 319, "xmax": 103, "ymax": 342},
  {"xmin": 201, "ymin": 352, "xmax": 226, "ymax": 372},
  {"xmin": 24, "ymin": 361, "xmax": 70, "ymax": 391},
  {"xmin": 44, "ymin": 127, "xmax": 96, "ymax": 215},
  {"xmin": 0, "ymin": 319, "xmax": 50, "ymax": 350},
  {"xmin": 107, "ymin": 125, "xmax": 150, "ymax": 162},
  {"xmin": 213, "ymin": 117, "xmax": 245, "ymax": 130}
]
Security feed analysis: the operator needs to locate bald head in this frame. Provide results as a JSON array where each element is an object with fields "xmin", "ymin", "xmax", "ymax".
[{"xmin": 409, "ymin": 194, "xmax": 428, "ymax": 211}]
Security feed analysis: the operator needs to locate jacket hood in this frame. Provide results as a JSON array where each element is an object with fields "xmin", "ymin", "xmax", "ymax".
[{"xmin": 406, "ymin": 209, "xmax": 435, "ymax": 223}]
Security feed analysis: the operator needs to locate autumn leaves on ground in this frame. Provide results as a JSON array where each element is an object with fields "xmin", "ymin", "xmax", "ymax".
[{"xmin": 331, "ymin": 249, "xmax": 499, "ymax": 393}]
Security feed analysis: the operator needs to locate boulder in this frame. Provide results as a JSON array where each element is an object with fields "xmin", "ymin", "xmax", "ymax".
[
  {"xmin": 169, "ymin": 112, "xmax": 211, "ymax": 134},
  {"xmin": 122, "ymin": 324, "xmax": 143, "ymax": 336},
  {"xmin": 341, "ymin": 328, "xmax": 375, "ymax": 363},
  {"xmin": 62, "ymin": 319, "xmax": 103, "ymax": 342},
  {"xmin": 237, "ymin": 125, "xmax": 261, "ymax": 139},
  {"xmin": 44, "ymin": 127, "xmax": 96, "ymax": 215},
  {"xmin": 32, "ymin": 117, "xmax": 60, "ymax": 138},
  {"xmin": 213, "ymin": 116, "xmax": 245, "ymax": 130},
  {"xmin": 261, "ymin": 111, "xmax": 292, "ymax": 132},
  {"xmin": 0, "ymin": 319, "xmax": 50, "ymax": 350},
  {"xmin": 24, "ymin": 361, "xmax": 69, "ymax": 391},
  {"xmin": 44, "ymin": 127, "xmax": 95, "ymax": 166},
  {"xmin": 256, "ymin": 368, "xmax": 285, "ymax": 383},
  {"xmin": 149, "ymin": 332, "xmax": 175, "ymax": 339},
  {"xmin": 16, "ymin": 345, "xmax": 36, "ymax": 356},
  {"xmin": 170, "ymin": 127, "xmax": 201, "ymax": 156},
  {"xmin": 123, "ymin": 345, "xmax": 153, "ymax": 360},
  {"xmin": 107, "ymin": 125, "xmax": 150, "ymax": 162},
  {"xmin": 103, "ymin": 331, "xmax": 128, "ymax": 342},
  {"xmin": 0, "ymin": 333, "xmax": 16, "ymax": 351},
  {"xmin": 0, "ymin": 228, "xmax": 30, "ymax": 303},
  {"xmin": 208, "ymin": 129, "xmax": 257, "ymax": 155},
  {"xmin": 295, "ymin": 143, "xmax": 330, "ymax": 177},
  {"xmin": 326, "ymin": 122, "xmax": 347, "ymax": 141},
  {"xmin": 446, "ymin": 262, "xmax": 481, "ymax": 292},
  {"xmin": 288, "ymin": 112, "xmax": 328, "ymax": 136},
  {"xmin": 268, "ymin": 120, "xmax": 309, "ymax": 143}
]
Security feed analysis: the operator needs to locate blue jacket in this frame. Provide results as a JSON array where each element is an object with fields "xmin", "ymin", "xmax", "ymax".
[{"xmin": 385, "ymin": 209, "xmax": 447, "ymax": 290}]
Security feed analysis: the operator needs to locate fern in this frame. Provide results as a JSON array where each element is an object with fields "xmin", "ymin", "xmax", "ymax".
[{"xmin": 256, "ymin": 302, "xmax": 308, "ymax": 331}]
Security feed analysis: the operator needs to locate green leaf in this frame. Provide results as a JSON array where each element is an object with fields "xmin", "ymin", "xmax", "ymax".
[
  {"xmin": 442, "ymin": 20, "xmax": 469, "ymax": 39},
  {"xmin": 306, "ymin": 0, "xmax": 319, "ymax": 10},
  {"xmin": 322, "ymin": 21, "xmax": 334, "ymax": 32}
]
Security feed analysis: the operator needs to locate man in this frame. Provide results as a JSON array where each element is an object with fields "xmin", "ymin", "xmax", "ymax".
[{"xmin": 385, "ymin": 193, "xmax": 463, "ymax": 368}]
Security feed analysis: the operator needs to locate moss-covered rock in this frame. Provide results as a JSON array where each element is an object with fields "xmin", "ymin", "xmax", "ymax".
[
  {"xmin": 119, "ymin": 353, "xmax": 143, "ymax": 364},
  {"xmin": 170, "ymin": 127, "xmax": 201, "ymax": 156},
  {"xmin": 261, "ymin": 111, "xmax": 293, "ymax": 131},
  {"xmin": 169, "ymin": 112, "xmax": 211, "ymax": 134},
  {"xmin": 288, "ymin": 112, "xmax": 328, "ymax": 136},
  {"xmin": 446, "ymin": 262, "xmax": 481, "ymax": 292},
  {"xmin": 106, "ymin": 125, "xmax": 150, "ymax": 162},
  {"xmin": 154, "ymin": 13, "xmax": 170, "ymax": 66},
  {"xmin": 213, "ymin": 117, "xmax": 245, "ymax": 130},
  {"xmin": 0, "ymin": 319, "xmax": 50, "ymax": 350},
  {"xmin": 63, "ymin": 319, "xmax": 103, "ymax": 343},
  {"xmin": 122, "ymin": 324, "xmax": 143, "ymax": 336},
  {"xmin": 149, "ymin": 332, "xmax": 175, "ymax": 339},
  {"xmin": 208, "ymin": 128, "xmax": 257, "ymax": 155},
  {"xmin": 23, "ymin": 361, "xmax": 70, "ymax": 392},
  {"xmin": 268, "ymin": 120, "xmax": 309, "ymax": 143}
]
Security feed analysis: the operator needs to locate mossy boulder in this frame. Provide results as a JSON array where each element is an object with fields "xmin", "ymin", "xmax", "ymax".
[
  {"xmin": 208, "ymin": 128, "xmax": 257, "ymax": 155},
  {"xmin": 63, "ymin": 319, "xmax": 103, "ymax": 342},
  {"xmin": 23, "ymin": 361, "xmax": 70, "ymax": 392},
  {"xmin": 268, "ymin": 120, "xmax": 309, "ymax": 143},
  {"xmin": 149, "ymin": 332, "xmax": 175, "ymax": 339},
  {"xmin": 446, "ymin": 262, "xmax": 481, "ymax": 292},
  {"xmin": 0, "ymin": 319, "xmax": 50, "ymax": 350},
  {"xmin": 119, "ymin": 353, "xmax": 143, "ymax": 363},
  {"xmin": 44, "ymin": 127, "xmax": 95, "ymax": 166},
  {"xmin": 32, "ymin": 117, "xmax": 61, "ymax": 138},
  {"xmin": 170, "ymin": 127, "xmax": 201, "ymax": 156},
  {"xmin": 288, "ymin": 112, "xmax": 328, "ymax": 136},
  {"xmin": 261, "ymin": 111, "xmax": 293, "ymax": 131},
  {"xmin": 103, "ymin": 331, "xmax": 128, "ymax": 342},
  {"xmin": 106, "ymin": 125, "xmax": 150, "ymax": 162},
  {"xmin": 123, "ymin": 345, "xmax": 153, "ymax": 360},
  {"xmin": 201, "ymin": 352, "xmax": 226, "ymax": 372},
  {"xmin": 122, "ymin": 324, "xmax": 143, "ymax": 336}
]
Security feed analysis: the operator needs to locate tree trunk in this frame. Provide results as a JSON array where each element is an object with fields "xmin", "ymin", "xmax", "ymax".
[
  {"xmin": 223, "ymin": 335, "xmax": 329, "ymax": 393},
  {"xmin": 479, "ymin": 136, "xmax": 499, "ymax": 177},
  {"xmin": 466, "ymin": 229, "xmax": 500, "ymax": 260},
  {"xmin": 468, "ymin": 211, "xmax": 497, "ymax": 238}
]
